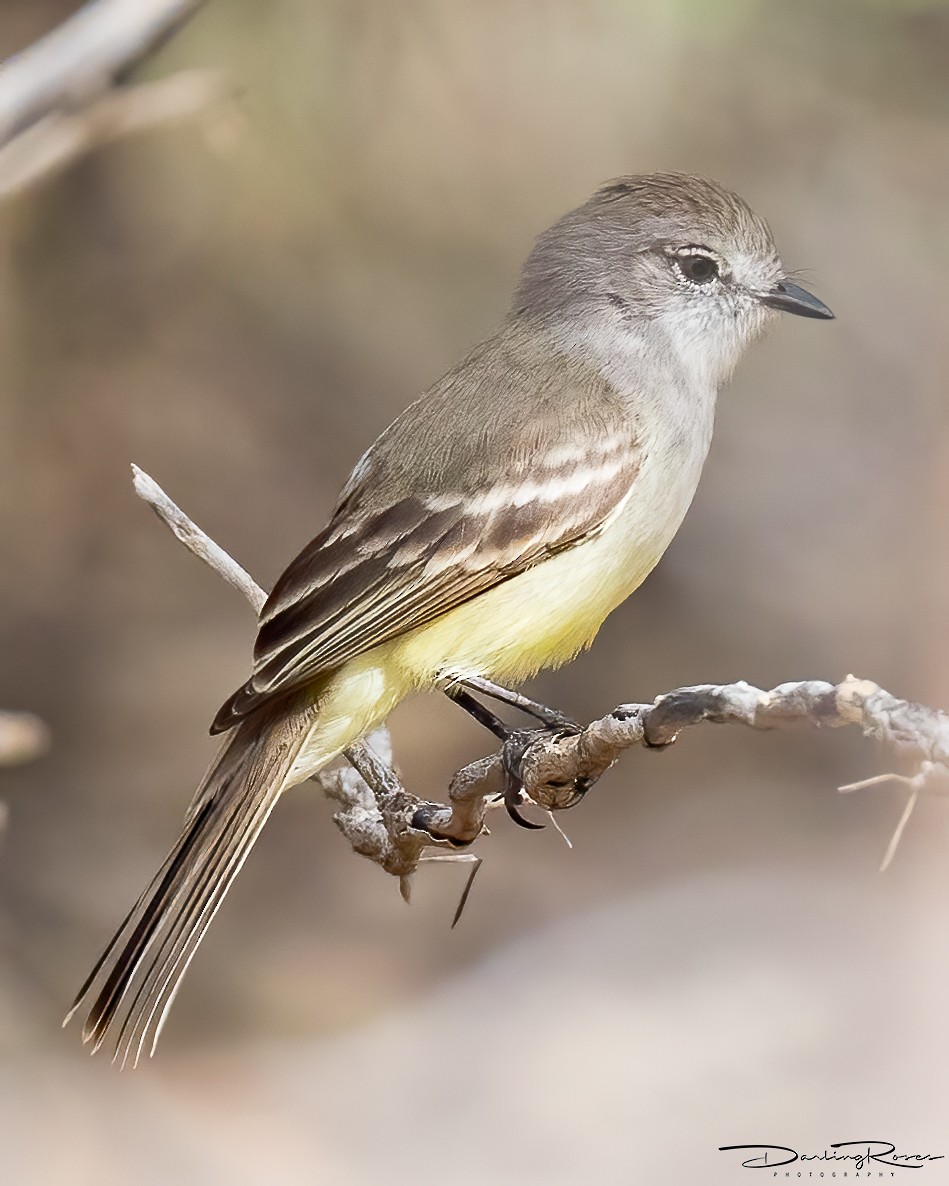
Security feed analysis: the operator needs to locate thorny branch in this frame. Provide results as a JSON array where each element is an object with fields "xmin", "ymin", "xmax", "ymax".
[
  {"xmin": 0, "ymin": 0, "xmax": 227, "ymax": 199},
  {"xmin": 132, "ymin": 464, "xmax": 949, "ymax": 902}
]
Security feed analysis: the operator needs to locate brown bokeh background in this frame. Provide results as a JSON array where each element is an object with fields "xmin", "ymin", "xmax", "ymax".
[{"xmin": 1, "ymin": 1, "xmax": 948, "ymax": 1182}]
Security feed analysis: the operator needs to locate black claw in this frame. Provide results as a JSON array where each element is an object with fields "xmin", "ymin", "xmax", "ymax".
[
  {"xmin": 504, "ymin": 795, "xmax": 545, "ymax": 829},
  {"xmin": 501, "ymin": 731, "xmax": 547, "ymax": 830}
]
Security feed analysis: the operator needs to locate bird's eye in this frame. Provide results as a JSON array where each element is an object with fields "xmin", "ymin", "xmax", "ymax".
[{"xmin": 676, "ymin": 252, "xmax": 720, "ymax": 285}]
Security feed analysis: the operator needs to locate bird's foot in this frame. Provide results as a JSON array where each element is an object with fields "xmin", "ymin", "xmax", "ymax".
[
  {"xmin": 442, "ymin": 678, "xmax": 587, "ymax": 830},
  {"xmin": 499, "ymin": 723, "xmax": 590, "ymax": 829}
]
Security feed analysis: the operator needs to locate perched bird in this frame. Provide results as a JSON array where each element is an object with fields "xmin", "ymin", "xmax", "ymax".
[{"xmin": 66, "ymin": 172, "xmax": 833, "ymax": 1064}]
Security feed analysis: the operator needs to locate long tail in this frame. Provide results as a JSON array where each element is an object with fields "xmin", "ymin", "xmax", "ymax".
[{"xmin": 64, "ymin": 699, "xmax": 317, "ymax": 1068}]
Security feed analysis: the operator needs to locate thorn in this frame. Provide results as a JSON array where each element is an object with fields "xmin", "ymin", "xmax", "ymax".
[
  {"xmin": 450, "ymin": 857, "xmax": 483, "ymax": 929},
  {"xmin": 505, "ymin": 797, "xmax": 545, "ymax": 830},
  {"xmin": 416, "ymin": 853, "xmax": 483, "ymax": 928},
  {"xmin": 399, "ymin": 875, "xmax": 412, "ymax": 904},
  {"xmin": 879, "ymin": 789, "xmax": 920, "ymax": 873},
  {"xmin": 837, "ymin": 763, "xmax": 943, "ymax": 871},
  {"xmin": 838, "ymin": 772, "xmax": 915, "ymax": 794},
  {"xmin": 547, "ymin": 811, "xmax": 573, "ymax": 849}
]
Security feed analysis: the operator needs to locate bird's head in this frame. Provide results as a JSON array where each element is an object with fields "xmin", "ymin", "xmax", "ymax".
[{"xmin": 515, "ymin": 172, "xmax": 833, "ymax": 389}]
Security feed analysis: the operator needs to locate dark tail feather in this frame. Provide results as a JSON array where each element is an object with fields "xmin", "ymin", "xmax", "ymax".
[
  {"xmin": 209, "ymin": 679, "xmax": 261, "ymax": 736},
  {"xmin": 64, "ymin": 703, "xmax": 314, "ymax": 1067}
]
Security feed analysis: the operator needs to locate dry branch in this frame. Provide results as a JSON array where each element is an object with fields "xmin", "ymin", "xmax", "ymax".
[
  {"xmin": 131, "ymin": 465, "xmax": 949, "ymax": 897},
  {"xmin": 0, "ymin": 0, "xmax": 222, "ymax": 198}
]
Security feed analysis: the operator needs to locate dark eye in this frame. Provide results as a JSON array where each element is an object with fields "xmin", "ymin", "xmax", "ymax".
[{"xmin": 677, "ymin": 253, "xmax": 719, "ymax": 284}]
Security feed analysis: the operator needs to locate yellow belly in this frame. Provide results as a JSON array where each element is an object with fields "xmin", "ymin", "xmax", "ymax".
[{"xmin": 392, "ymin": 513, "xmax": 660, "ymax": 685}]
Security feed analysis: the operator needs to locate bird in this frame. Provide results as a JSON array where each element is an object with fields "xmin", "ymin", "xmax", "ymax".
[{"xmin": 65, "ymin": 172, "xmax": 833, "ymax": 1064}]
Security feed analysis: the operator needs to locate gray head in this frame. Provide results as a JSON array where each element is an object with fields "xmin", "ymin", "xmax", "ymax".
[{"xmin": 514, "ymin": 172, "xmax": 832, "ymax": 387}]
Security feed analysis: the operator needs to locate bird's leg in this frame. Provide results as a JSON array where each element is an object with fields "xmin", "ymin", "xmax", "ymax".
[
  {"xmin": 455, "ymin": 674, "xmax": 579, "ymax": 731},
  {"xmin": 442, "ymin": 685, "xmax": 548, "ymax": 831},
  {"xmin": 444, "ymin": 686, "xmax": 510, "ymax": 740}
]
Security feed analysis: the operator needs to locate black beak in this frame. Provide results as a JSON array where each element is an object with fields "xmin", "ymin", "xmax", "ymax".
[{"xmin": 760, "ymin": 279, "xmax": 834, "ymax": 320}]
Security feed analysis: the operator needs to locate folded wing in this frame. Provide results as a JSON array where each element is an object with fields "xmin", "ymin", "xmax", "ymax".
[{"xmin": 212, "ymin": 431, "xmax": 640, "ymax": 732}]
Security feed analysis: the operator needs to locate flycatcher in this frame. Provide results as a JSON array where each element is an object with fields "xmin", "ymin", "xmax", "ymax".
[{"xmin": 67, "ymin": 172, "xmax": 833, "ymax": 1062}]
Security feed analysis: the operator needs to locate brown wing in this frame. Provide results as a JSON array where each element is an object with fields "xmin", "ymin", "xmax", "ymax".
[
  {"xmin": 211, "ymin": 439, "xmax": 639, "ymax": 732},
  {"xmin": 211, "ymin": 319, "xmax": 645, "ymax": 734}
]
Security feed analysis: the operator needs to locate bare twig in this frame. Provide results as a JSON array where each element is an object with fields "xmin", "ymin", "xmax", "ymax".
[
  {"xmin": 131, "ymin": 464, "xmax": 949, "ymax": 899},
  {"xmin": 0, "ymin": 0, "xmax": 207, "ymax": 144},
  {"xmin": 0, "ymin": 68, "xmax": 228, "ymax": 199},
  {"xmin": 131, "ymin": 464, "xmax": 264, "ymax": 612},
  {"xmin": 839, "ymin": 761, "xmax": 947, "ymax": 871},
  {"xmin": 414, "ymin": 680, "xmax": 949, "ymax": 877},
  {"xmin": 0, "ymin": 0, "xmax": 221, "ymax": 198}
]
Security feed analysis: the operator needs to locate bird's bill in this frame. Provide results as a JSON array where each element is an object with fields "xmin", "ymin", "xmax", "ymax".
[{"xmin": 760, "ymin": 279, "xmax": 834, "ymax": 320}]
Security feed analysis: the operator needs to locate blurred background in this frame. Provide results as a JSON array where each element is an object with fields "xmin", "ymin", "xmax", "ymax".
[{"xmin": 1, "ymin": 1, "xmax": 948, "ymax": 1182}]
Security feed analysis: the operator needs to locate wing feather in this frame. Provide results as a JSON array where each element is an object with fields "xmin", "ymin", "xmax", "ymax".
[
  {"xmin": 210, "ymin": 327, "xmax": 644, "ymax": 734},
  {"xmin": 210, "ymin": 442, "xmax": 639, "ymax": 734}
]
